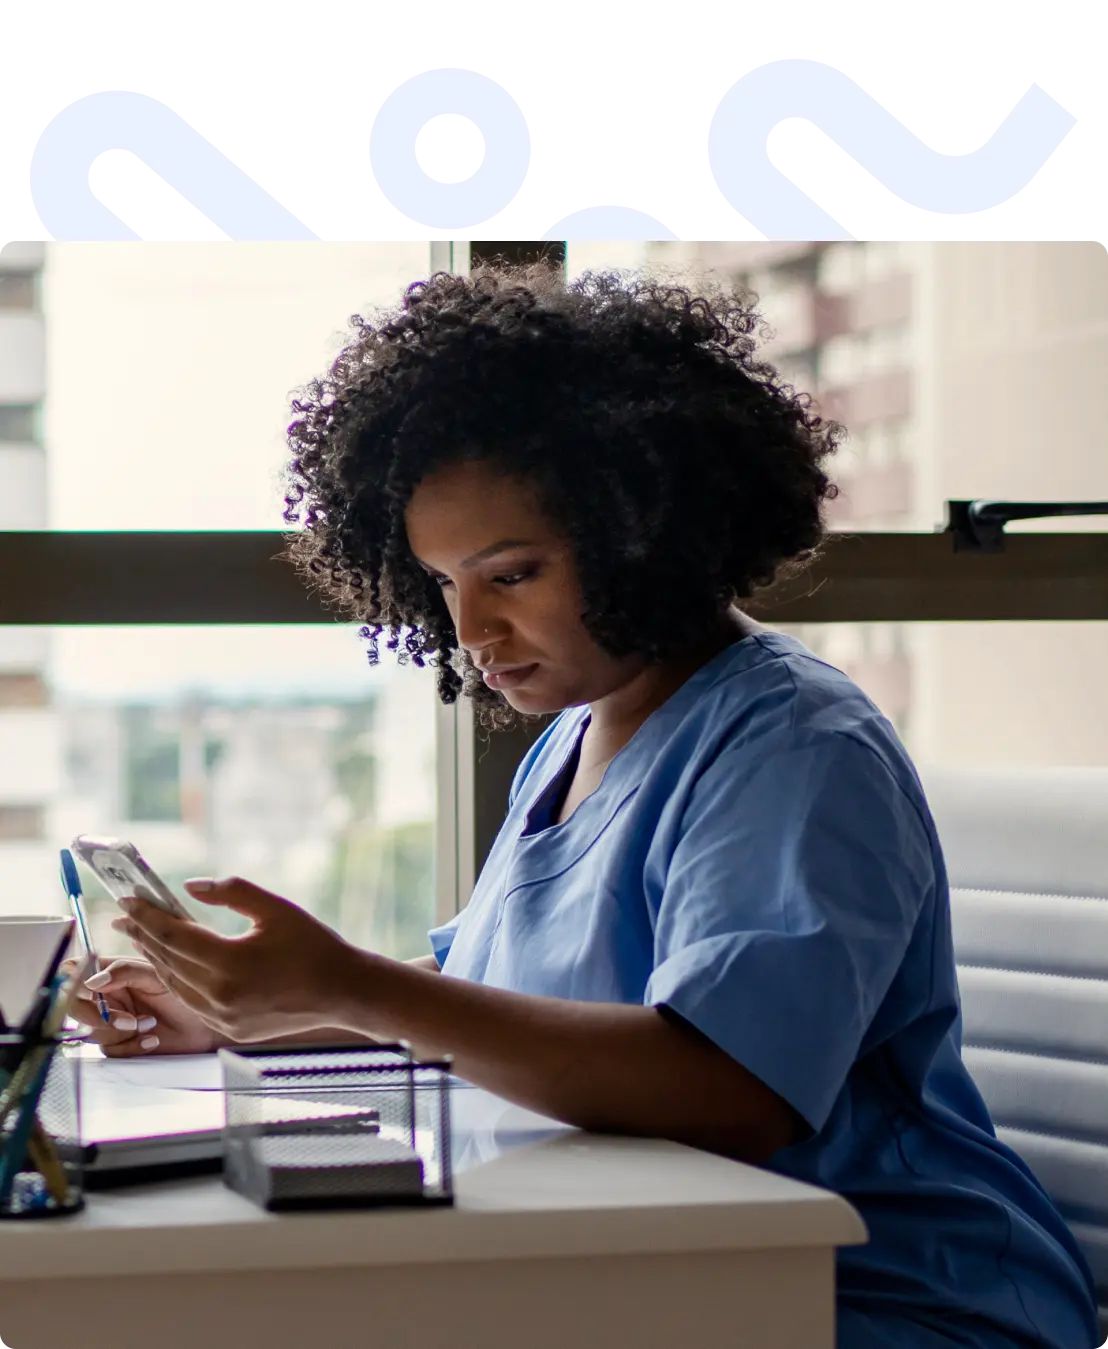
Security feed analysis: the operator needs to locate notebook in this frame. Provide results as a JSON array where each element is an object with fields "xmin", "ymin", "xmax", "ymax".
[
  {"xmin": 80, "ymin": 1067, "xmax": 226, "ymax": 1187},
  {"xmin": 234, "ymin": 1134, "xmax": 425, "ymax": 1209},
  {"xmin": 77, "ymin": 1054, "xmax": 388, "ymax": 1187}
]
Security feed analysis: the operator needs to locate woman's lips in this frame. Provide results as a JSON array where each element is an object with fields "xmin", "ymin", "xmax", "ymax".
[{"xmin": 482, "ymin": 663, "xmax": 539, "ymax": 690}]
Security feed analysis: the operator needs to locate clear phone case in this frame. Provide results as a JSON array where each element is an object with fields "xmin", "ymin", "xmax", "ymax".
[{"xmin": 70, "ymin": 836, "xmax": 190, "ymax": 918}]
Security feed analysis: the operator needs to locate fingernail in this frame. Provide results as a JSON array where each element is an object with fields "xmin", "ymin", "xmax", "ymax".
[
  {"xmin": 112, "ymin": 1014, "xmax": 138, "ymax": 1032},
  {"xmin": 184, "ymin": 877, "xmax": 214, "ymax": 893},
  {"xmin": 85, "ymin": 970, "xmax": 111, "ymax": 990},
  {"xmin": 137, "ymin": 1016, "xmax": 157, "ymax": 1033},
  {"xmin": 118, "ymin": 896, "xmax": 136, "ymax": 912},
  {"xmin": 140, "ymin": 1035, "xmax": 160, "ymax": 1051}
]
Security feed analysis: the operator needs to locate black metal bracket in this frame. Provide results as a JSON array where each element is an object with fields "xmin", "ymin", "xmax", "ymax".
[{"xmin": 943, "ymin": 499, "xmax": 1108, "ymax": 553}]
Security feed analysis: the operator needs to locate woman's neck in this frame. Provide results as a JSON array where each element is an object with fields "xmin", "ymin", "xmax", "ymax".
[{"xmin": 582, "ymin": 608, "xmax": 759, "ymax": 768}]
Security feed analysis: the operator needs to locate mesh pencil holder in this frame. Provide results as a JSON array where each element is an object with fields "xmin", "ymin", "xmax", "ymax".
[
  {"xmin": 0, "ymin": 1034, "xmax": 84, "ymax": 1219},
  {"xmin": 218, "ymin": 1042, "xmax": 453, "ymax": 1212}
]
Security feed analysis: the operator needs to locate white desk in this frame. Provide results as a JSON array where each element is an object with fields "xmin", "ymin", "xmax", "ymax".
[{"xmin": 0, "ymin": 1063, "xmax": 866, "ymax": 1349}]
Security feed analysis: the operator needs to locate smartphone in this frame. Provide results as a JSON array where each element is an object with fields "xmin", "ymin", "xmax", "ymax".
[{"xmin": 70, "ymin": 836, "xmax": 191, "ymax": 920}]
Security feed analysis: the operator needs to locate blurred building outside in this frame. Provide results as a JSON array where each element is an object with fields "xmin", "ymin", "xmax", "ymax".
[
  {"xmin": 571, "ymin": 240, "xmax": 1108, "ymax": 769},
  {"xmin": 0, "ymin": 243, "xmax": 436, "ymax": 942}
]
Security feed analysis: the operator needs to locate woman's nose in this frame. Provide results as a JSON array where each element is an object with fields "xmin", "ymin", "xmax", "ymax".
[{"xmin": 453, "ymin": 594, "xmax": 505, "ymax": 656}]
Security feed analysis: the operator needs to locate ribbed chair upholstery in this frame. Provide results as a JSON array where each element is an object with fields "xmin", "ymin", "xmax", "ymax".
[{"xmin": 921, "ymin": 765, "xmax": 1108, "ymax": 1339}]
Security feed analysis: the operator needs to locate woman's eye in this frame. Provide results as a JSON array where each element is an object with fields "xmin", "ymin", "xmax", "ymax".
[{"xmin": 428, "ymin": 568, "xmax": 535, "ymax": 589}]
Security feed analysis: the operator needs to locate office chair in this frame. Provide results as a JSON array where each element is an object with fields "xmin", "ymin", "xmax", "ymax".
[{"xmin": 922, "ymin": 765, "xmax": 1108, "ymax": 1338}]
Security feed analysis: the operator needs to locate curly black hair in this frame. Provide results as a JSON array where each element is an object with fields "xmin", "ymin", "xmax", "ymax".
[{"xmin": 283, "ymin": 262, "xmax": 842, "ymax": 729}]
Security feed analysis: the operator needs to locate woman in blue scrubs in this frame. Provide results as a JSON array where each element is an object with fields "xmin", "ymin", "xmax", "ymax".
[{"xmin": 74, "ymin": 265, "xmax": 1099, "ymax": 1347}]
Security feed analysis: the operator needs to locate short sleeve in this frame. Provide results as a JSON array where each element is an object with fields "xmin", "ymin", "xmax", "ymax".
[
  {"xmin": 428, "ymin": 912, "xmax": 462, "ymax": 969},
  {"xmin": 644, "ymin": 732, "xmax": 934, "ymax": 1134}
]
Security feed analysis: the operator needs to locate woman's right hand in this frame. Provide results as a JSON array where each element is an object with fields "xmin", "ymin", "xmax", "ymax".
[{"xmin": 62, "ymin": 957, "xmax": 220, "ymax": 1057}]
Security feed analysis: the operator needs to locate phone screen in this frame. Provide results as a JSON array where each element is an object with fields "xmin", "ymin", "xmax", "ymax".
[{"xmin": 72, "ymin": 836, "xmax": 191, "ymax": 919}]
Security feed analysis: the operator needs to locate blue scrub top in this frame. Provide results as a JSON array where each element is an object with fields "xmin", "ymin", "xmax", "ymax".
[{"xmin": 430, "ymin": 631, "xmax": 1099, "ymax": 1349}]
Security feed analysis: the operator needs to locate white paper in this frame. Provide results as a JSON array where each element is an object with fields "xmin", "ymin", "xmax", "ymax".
[
  {"xmin": 81, "ymin": 1076, "xmax": 226, "ymax": 1142},
  {"xmin": 78, "ymin": 1051, "xmax": 225, "ymax": 1092},
  {"xmin": 74, "ymin": 1049, "xmax": 573, "ymax": 1165}
]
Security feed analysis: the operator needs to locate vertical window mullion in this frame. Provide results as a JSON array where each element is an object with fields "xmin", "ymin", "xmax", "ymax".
[{"xmin": 430, "ymin": 240, "xmax": 463, "ymax": 922}]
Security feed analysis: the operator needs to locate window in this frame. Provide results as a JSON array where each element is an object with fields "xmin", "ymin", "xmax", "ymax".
[
  {"xmin": 569, "ymin": 241, "xmax": 1108, "ymax": 533},
  {"xmin": 568, "ymin": 241, "xmax": 1108, "ymax": 772},
  {"xmin": 41, "ymin": 242, "xmax": 430, "ymax": 529},
  {"xmin": 0, "ymin": 404, "xmax": 38, "ymax": 443},
  {"xmin": 1, "ymin": 241, "xmax": 1105, "ymax": 943},
  {"xmin": 0, "ymin": 672, "xmax": 48, "ymax": 707},
  {"xmin": 775, "ymin": 621, "xmax": 1108, "ymax": 769},
  {"xmin": 0, "ymin": 273, "xmax": 35, "ymax": 309},
  {"xmin": 0, "ymin": 242, "xmax": 442, "ymax": 948},
  {"xmin": 0, "ymin": 805, "xmax": 44, "ymax": 842},
  {"xmin": 121, "ymin": 705, "xmax": 182, "ymax": 822},
  {"xmin": 817, "ymin": 242, "xmax": 867, "ymax": 293},
  {"xmin": 0, "ymin": 623, "xmax": 438, "ymax": 959}
]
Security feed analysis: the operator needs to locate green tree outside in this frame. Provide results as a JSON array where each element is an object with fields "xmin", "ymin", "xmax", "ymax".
[{"xmin": 320, "ymin": 818, "xmax": 435, "ymax": 960}]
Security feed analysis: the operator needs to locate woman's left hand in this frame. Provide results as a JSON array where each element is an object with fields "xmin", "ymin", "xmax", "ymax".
[{"xmin": 111, "ymin": 877, "xmax": 359, "ymax": 1044}]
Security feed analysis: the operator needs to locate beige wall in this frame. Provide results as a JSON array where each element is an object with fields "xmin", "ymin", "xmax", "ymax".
[{"xmin": 911, "ymin": 243, "xmax": 1108, "ymax": 767}]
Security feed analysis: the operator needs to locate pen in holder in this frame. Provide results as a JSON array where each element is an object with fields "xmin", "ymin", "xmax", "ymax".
[{"xmin": 0, "ymin": 1033, "xmax": 84, "ymax": 1219}]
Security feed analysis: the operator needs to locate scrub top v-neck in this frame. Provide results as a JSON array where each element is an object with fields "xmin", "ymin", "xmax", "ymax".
[{"xmin": 429, "ymin": 630, "xmax": 1099, "ymax": 1349}]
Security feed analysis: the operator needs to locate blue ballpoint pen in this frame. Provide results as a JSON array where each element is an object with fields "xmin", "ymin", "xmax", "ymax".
[{"xmin": 59, "ymin": 849, "xmax": 110, "ymax": 1025}]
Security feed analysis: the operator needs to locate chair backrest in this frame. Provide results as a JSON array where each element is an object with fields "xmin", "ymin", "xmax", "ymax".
[{"xmin": 921, "ymin": 764, "xmax": 1108, "ymax": 1337}]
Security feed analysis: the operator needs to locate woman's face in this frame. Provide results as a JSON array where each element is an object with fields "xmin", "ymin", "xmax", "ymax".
[{"xmin": 404, "ymin": 460, "xmax": 646, "ymax": 715}]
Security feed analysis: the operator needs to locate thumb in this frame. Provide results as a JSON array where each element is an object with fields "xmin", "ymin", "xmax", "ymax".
[{"xmin": 182, "ymin": 875, "xmax": 290, "ymax": 921}]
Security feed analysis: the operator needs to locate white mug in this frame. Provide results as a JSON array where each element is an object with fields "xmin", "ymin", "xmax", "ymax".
[{"xmin": 0, "ymin": 916, "xmax": 75, "ymax": 1027}]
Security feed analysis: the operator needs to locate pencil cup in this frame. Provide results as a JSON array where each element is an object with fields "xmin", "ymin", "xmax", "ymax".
[
  {"xmin": 219, "ymin": 1043, "xmax": 453, "ymax": 1212},
  {"xmin": 0, "ymin": 1035, "xmax": 84, "ymax": 1219}
]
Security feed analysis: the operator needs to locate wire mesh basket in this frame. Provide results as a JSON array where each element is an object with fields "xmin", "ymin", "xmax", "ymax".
[
  {"xmin": 0, "ymin": 1034, "xmax": 84, "ymax": 1219},
  {"xmin": 218, "ymin": 1042, "xmax": 453, "ymax": 1212}
]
